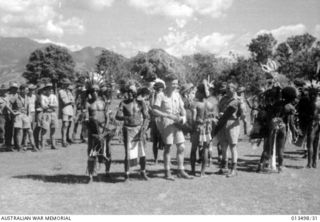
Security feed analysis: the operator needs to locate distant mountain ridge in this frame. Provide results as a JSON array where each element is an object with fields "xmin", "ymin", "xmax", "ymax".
[
  {"xmin": 0, "ymin": 36, "xmax": 219, "ymax": 84},
  {"xmin": 0, "ymin": 36, "xmax": 126, "ymax": 83}
]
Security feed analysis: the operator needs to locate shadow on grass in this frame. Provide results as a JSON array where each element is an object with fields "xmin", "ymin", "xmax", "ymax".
[
  {"xmin": 283, "ymin": 155, "xmax": 302, "ymax": 161},
  {"xmin": 284, "ymin": 165, "xmax": 305, "ymax": 169},
  {"xmin": 237, "ymin": 158, "xmax": 260, "ymax": 173},
  {"xmin": 13, "ymin": 173, "xmax": 124, "ymax": 184},
  {"xmin": 12, "ymin": 168, "xmax": 170, "ymax": 184},
  {"xmin": 13, "ymin": 174, "xmax": 91, "ymax": 184},
  {"xmin": 244, "ymin": 154, "xmax": 261, "ymax": 158},
  {"xmin": 110, "ymin": 159, "xmax": 165, "ymax": 165}
]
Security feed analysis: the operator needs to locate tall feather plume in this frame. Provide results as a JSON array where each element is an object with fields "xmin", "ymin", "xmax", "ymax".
[
  {"xmin": 84, "ymin": 71, "xmax": 106, "ymax": 91},
  {"xmin": 261, "ymin": 59, "xmax": 279, "ymax": 80}
]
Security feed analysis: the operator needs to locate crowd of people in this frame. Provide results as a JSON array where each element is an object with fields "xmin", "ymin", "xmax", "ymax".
[
  {"xmin": 1, "ymin": 68, "xmax": 319, "ymax": 183},
  {"xmin": 83, "ymin": 69, "xmax": 320, "ymax": 183},
  {"xmin": 0, "ymin": 78, "xmax": 80, "ymax": 152}
]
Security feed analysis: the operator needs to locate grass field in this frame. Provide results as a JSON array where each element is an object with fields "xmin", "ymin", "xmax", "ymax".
[
  {"xmin": 0, "ymin": 132, "xmax": 319, "ymax": 215},
  {"xmin": 0, "ymin": 99, "xmax": 319, "ymax": 215}
]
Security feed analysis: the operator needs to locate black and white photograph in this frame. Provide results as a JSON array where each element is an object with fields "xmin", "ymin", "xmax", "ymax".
[{"xmin": 0, "ymin": 0, "xmax": 319, "ymax": 218}]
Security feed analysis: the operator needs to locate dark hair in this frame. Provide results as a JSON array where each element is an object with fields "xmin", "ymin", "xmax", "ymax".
[
  {"xmin": 19, "ymin": 84, "xmax": 27, "ymax": 90},
  {"xmin": 154, "ymin": 82, "xmax": 165, "ymax": 90},
  {"xmin": 137, "ymin": 87, "xmax": 151, "ymax": 97},
  {"xmin": 163, "ymin": 72, "xmax": 178, "ymax": 82},
  {"xmin": 196, "ymin": 84, "xmax": 206, "ymax": 95}
]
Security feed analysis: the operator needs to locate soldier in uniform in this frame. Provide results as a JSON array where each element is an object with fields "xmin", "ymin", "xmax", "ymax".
[
  {"xmin": 59, "ymin": 78, "xmax": 75, "ymax": 147},
  {"xmin": 22, "ymin": 84, "xmax": 37, "ymax": 147},
  {"xmin": 39, "ymin": 83, "xmax": 59, "ymax": 150},
  {"xmin": 11, "ymin": 84, "xmax": 36, "ymax": 151},
  {"xmin": 213, "ymin": 83, "xmax": 245, "ymax": 177},
  {"xmin": 152, "ymin": 74, "xmax": 193, "ymax": 180},
  {"xmin": 34, "ymin": 83, "xmax": 44, "ymax": 150}
]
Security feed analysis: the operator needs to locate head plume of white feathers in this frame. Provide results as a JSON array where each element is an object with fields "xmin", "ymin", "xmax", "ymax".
[
  {"xmin": 261, "ymin": 59, "xmax": 280, "ymax": 81},
  {"xmin": 84, "ymin": 71, "xmax": 107, "ymax": 91},
  {"xmin": 304, "ymin": 79, "xmax": 320, "ymax": 89}
]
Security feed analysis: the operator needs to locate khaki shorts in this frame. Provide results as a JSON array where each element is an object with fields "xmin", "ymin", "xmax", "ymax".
[
  {"xmin": 62, "ymin": 114, "xmax": 73, "ymax": 122},
  {"xmin": 157, "ymin": 120, "xmax": 185, "ymax": 145},
  {"xmin": 14, "ymin": 113, "xmax": 31, "ymax": 129},
  {"xmin": 217, "ymin": 119, "xmax": 240, "ymax": 145},
  {"xmin": 41, "ymin": 112, "xmax": 58, "ymax": 130},
  {"xmin": 29, "ymin": 112, "xmax": 35, "ymax": 123}
]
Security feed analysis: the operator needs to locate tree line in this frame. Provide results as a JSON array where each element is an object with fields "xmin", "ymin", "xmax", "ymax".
[{"xmin": 22, "ymin": 33, "xmax": 320, "ymax": 92}]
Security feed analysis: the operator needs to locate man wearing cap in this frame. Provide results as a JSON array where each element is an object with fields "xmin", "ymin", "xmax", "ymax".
[
  {"xmin": 58, "ymin": 78, "xmax": 75, "ymax": 147},
  {"xmin": 213, "ymin": 82, "xmax": 244, "ymax": 177},
  {"xmin": 39, "ymin": 83, "xmax": 59, "ymax": 149}
]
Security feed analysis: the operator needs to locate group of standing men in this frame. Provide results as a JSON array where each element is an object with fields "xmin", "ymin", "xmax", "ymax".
[
  {"xmin": 85, "ymin": 72, "xmax": 248, "ymax": 182},
  {"xmin": 1, "ymin": 71, "xmax": 315, "ymax": 183},
  {"xmin": 0, "ymin": 78, "xmax": 84, "ymax": 152}
]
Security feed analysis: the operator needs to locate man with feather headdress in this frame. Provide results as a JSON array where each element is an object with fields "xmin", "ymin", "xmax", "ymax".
[
  {"xmin": 84, "ymin": 72, "xmax": 115, "ymax": 183},
  {"xmin": 256, "ymin": 59, "xmax": 299, "ymax": 173}
]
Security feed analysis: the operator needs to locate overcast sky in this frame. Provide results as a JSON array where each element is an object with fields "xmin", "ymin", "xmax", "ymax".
[{"xmin": 0, "ymin": 0, "xmax": 319, "ymax": 57}]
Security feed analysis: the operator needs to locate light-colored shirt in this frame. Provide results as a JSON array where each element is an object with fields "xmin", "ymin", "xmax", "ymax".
[
  {"xmin": 28, "ymin": 94, "xmax": 36, "ymax": 113},
  {"xmin": 59, "ymin": 89, "xmax": 74, "ymax": 116},
  {"xmin": 40, "ymin": 95, "xmax": 50, "ymax": 110},
  {"xmin": 154, "ymin": 90, "xmax": 184, "ymax": 116},
  {"xmin": 49, "ymin": 94, "xmax": 58, "ymax": 108},
  {"xmin": 41, "ymin": 94, "xmax": 57, "ymax": 113}
]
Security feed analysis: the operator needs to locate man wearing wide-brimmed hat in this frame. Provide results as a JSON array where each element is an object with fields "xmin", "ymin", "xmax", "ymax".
[
  {"xmin": 10, "ymin": 84, "xmax": 36, "ymax": 151},
  {"xmin": 39, "ymin": 82, "xmax": 59, "ymax": 150},
  {"xmin": 58, "ymin": 78, "xmax": 75, "ymax": 147},
  {"xmin": 4, "ymin": 82, "xmax": 19, "ymax": 150}
]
